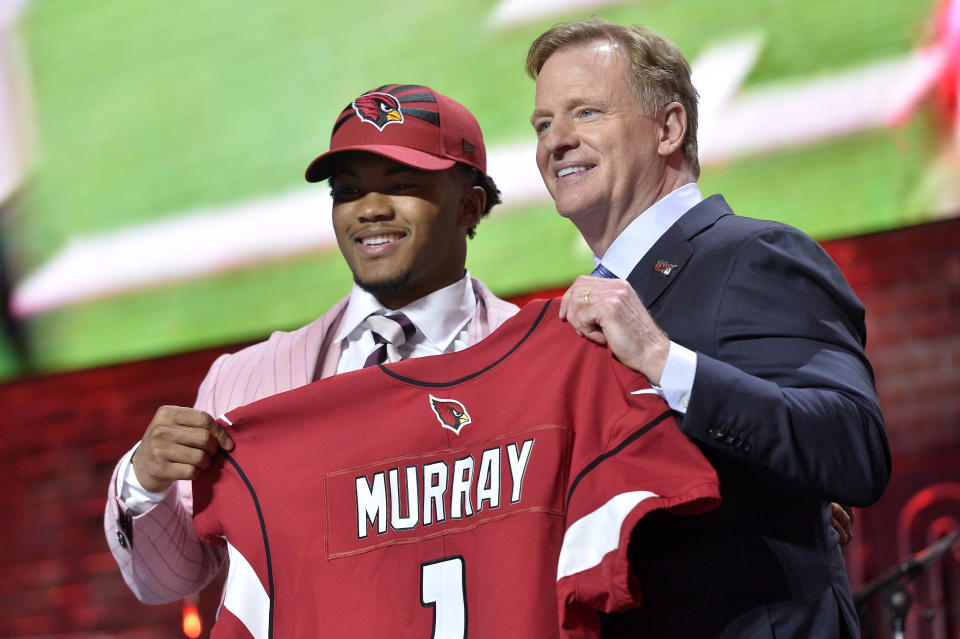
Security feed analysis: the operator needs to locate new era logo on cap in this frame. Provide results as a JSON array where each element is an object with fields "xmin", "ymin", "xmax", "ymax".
[{"xmin": 305, "ymin": 84, "xmax": 486, "ymax": 182}]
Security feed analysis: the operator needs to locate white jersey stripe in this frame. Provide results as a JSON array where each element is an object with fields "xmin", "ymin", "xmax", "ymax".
[
  {"xmin": 556, "ymin": 491, "xmax": 658, "ymax": 580},
  {"xmin": 223, "ymin": 541, "xmax": 271, "ymax": 639}
]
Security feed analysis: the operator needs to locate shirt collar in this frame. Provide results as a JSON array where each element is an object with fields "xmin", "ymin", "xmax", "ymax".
[
  {"xmin": 335, "ymin": 271, "xmax": 476, "ymax": 351},
  {"xmin": 595, "ymin": 183, "xmax": 703, "ymax": 278}
]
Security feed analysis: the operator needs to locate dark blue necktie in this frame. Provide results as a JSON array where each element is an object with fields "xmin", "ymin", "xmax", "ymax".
[{"xmin": 591, "ymin": 263, "xmax": 617, "ymax": 279}]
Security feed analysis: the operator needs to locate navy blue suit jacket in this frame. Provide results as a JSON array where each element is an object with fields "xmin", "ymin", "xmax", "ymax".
[{"xmin": 601, "ymin": 195, "xmax": 890, "ymax": 638}]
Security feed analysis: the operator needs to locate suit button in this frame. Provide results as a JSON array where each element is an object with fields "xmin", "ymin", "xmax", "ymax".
[
  {"xmin": 116, "ymin": 531, "xmax": 128, "ymax": 550},
  {"xmin": 724, "ymin": 434, "xmax": 735, "ymax": 445},
  {"xmin": 742, "ymin": 442, "xmax": 751, "ymax": 453}
]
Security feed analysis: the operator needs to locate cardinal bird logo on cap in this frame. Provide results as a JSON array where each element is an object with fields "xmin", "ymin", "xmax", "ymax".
[
  {"xmin": 429, "ymin": 395, "xmax": 472, "ymax": 435},
  {"xmin": 352, "ymin": 91, "xmax": 404, "ymax": 131}
]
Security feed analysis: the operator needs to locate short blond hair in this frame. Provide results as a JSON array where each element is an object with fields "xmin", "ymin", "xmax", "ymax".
[{"xmin": 526, "ymin": 19, "xmax": 700, "ymax": 177}]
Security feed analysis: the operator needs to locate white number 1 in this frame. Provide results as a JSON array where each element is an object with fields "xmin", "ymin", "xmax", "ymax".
[{"xmin": 420, "ymin": 556, "xmax": 467, "ymax": 639}]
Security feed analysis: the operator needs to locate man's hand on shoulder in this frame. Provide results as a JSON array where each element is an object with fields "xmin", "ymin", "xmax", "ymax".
[
  {"xmin": 559, "ymin": 275, "xmax": 670, "ymax": 384},
  {"xmin": 132, "ymin": 406, "xmax": 235, "ymax": 493},
  {"xmin": 831, "ymin": 503, "xmax": 854, "ymax": 549}
]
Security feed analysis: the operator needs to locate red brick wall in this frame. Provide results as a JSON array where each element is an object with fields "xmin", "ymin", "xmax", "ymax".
[
  {"xmin": 829, "ymin": 221, "xmax": 960, "ymax": 454},
  {"xmin": 0, "ymin": 217, "xmax": 958, "ymax": 637},
  {"xmin": 822, "ymin": 219, "xmax": 960, "ymax": 637},
  {"xmin": 0, "ymin": 345, "xmax": 240, "ymax": 636}
]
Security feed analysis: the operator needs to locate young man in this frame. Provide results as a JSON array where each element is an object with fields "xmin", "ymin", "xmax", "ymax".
[
  {"xmin": 527, "ymin": 20, "xmax": 889, "ymax": 638},
  {"xmin": 104, "ymin": 84, "xmax": 517, "ymax": 603}
]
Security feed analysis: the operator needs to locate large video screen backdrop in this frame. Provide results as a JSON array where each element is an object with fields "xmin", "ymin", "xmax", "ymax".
[{"xmin": 0, "ymin": 0, "xmax": 954, "ymax": 378}]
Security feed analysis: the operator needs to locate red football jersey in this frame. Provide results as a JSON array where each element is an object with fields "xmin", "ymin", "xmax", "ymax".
[{"xmin": 193, "ymin": 298, "xmax": 719, "ymax": 639}]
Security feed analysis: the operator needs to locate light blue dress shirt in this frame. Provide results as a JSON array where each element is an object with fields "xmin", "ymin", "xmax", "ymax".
[{"xmin": 593, "ymin": 183, "xmax": 701, "ymax": 414}]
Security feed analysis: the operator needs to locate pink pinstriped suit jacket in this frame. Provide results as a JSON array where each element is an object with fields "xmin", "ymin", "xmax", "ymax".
[{"xmin": 104, "ymin": 278, "xmax": 518, "ymax": 603}]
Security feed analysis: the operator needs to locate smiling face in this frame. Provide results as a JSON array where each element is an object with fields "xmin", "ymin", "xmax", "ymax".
[
  {"xmin": 330, "ymin": 152, "xmax": 483, "ymax": 309},
  {"xmin": 532, "ymin": 40, "xmax": 668, "ymax": 252}
]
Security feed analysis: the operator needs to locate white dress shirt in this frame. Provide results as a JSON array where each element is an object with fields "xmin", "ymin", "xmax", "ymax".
[
  {"xmin": 334, "ymin": 272, "xmax": 475, "ymax": 373},
  {"xmin": 594, "ymin": 182, "xmax": 701, "ymax": 414},
  {"xmin": 119, "ymin": 273, "xmax": 478, "ymax": 511}
]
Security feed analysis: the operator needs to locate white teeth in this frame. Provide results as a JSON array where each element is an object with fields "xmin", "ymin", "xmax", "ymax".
[
  {"xmin": 557, "ymin": 166, "xmax": 588, "ymax": 178},
  {"xmin": 360, "ymin": 234, "xmax": 403, "ymax": 247}
]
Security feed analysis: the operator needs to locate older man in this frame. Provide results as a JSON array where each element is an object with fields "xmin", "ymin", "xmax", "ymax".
[
  {"xmin": 104, "ymin": 84, "xmax": 517, "ymax": 603},
  {"xmin": 527, "ymin": 20, "xmax": 889, "ymax": 638}
]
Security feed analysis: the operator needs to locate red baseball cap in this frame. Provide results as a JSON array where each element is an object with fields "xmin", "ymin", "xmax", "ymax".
[{"xmin": 305, "ymin": 84, "xmax": 487, "ymax": 182}]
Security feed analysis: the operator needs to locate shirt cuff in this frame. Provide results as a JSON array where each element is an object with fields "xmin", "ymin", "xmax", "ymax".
[
  {"xmin": 118, "ymin": 442, "xmax": 173, "ymax": 515},
  {"xmin": 654, "ymin": 341, "xmax": 697, "ymax": 414}
]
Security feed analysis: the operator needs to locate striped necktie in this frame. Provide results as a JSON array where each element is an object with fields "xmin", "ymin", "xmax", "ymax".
[
  {"xmin": 362, "ymin": 312, "xmax": 416, "ymax": 368},
  {"xmin": 591, "ymin": 263, "xmax": 617, "ymax": 279}
]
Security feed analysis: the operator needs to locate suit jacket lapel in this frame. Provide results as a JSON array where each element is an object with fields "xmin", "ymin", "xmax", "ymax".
[{"xmin": 626, "ymin": 194, "xmax": 734, "ymax": 306}]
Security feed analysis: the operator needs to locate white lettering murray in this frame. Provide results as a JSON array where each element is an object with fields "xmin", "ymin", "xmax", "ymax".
[{"xmin": 356, "ymin": 439, "xmax": 534, "ymax": 539}]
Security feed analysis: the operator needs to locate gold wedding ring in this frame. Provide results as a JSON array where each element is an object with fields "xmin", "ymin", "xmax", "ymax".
[{"xmin": 584, "ymin": 290, "xmax": 590, "ymax": 307}]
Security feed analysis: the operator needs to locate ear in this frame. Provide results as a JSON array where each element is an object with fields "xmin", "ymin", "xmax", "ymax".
[
  {"xmin": 458, "ymin": 185, "xmax": 486, "ymax": 229},
  {"xmin": 657, "ymin": 102, "xmax": 687, "ymax": 158}
]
